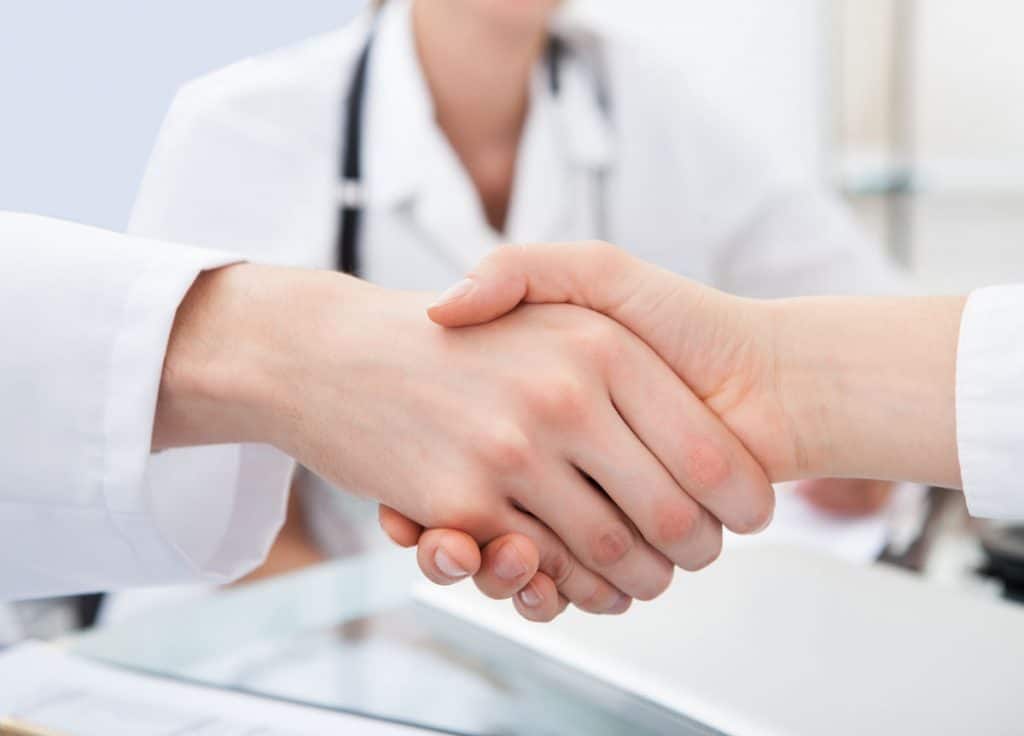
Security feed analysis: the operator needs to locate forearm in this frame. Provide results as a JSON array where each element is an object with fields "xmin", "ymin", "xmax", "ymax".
[
  {"xmin": 153, "ymin": 263, "xmax": 368, "ymax": 453},
  {"xmin": 771, "ymin": 295, "xmax": 966, "ymax": 488},
  {"xmin": 155, "ymin": 264, "xmax": 278, "ymax": 450}
]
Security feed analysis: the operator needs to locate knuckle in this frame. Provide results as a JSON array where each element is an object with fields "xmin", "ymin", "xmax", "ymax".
[
  {"xmin": 428, "ymin": 484, "xmax": 499, "ymax": 535},
  {"xmin": 577, "ymin": 582, "xmax": 616, "ymax": 613},
  {"xmin": 583, "ymin": 239, "xmax": 616, "ymax": 260},
  {"xmin": 654, "ymin": 501, "xmax": 701, "ymax": 548},
  {"xmin": 585, "ymin": 240, "xmax": 629, "ymax": 273},
  {"xmin": 589, "ymin": 523, "xmax": 635, "ymax": 568},
  {"xmin": 477, "ymin": 425, "xmax": 534, "ymax": 474},
  {"xmin": 523, "ymin": 375, "xmax": 590, "ymax": 425},
  {"xmin": 682, "ymin": 439, "xmax": 732, "ymax": 494},
  {"xmin": 543, "ymin": 546, "xmax": 577, "ymax": 588},
  {"xmin": 570, "ymin": 318, "xmax": 618, "ymax": 362},
  {"xmin": 442, "ymin": 504, "xmax": 490, "ymax": 534},
  {"xmin": 488, "ymin": 242, "xmax": 523, "ymax": 270}
]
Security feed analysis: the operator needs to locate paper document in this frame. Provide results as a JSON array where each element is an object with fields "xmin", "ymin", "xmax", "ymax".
[{"xmin": 0, "ymin": 642, "xmax": 436, "ymax": 736}]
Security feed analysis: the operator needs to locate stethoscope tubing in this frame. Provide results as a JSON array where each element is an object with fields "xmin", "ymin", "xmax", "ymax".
[{"xmin": 336, "ymin": 24, "xmax": 609, "ymax": 277}]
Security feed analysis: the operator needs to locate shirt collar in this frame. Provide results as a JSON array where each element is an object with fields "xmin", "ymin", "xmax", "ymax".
[
  {"xmin": 362, "ymin": 0, "xmax": 614, "ymax": 212},
  {"xmin": 362, "ymin": 0, "xmax": 437, "ymax": 210}
]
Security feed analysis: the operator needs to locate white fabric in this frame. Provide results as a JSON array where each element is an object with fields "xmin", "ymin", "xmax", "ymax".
[
  {"xmin": 957, "ymin": 285, "xmax": 1024, "ymax": 519},
  {"xmin": 132, "ymin": 0, "xmax": 906, "ymax": 296},
  {"xmin": 0, "ymin": 212, "xmax": 289, "ymax": 600},
  {"xmin": 115, "ymin": 0, "xmax": 916, "ymax": 605}
]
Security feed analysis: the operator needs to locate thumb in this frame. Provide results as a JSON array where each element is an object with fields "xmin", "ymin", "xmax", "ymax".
[
  {"xmin": 426, "ymin": 241, "xmax": 651, "ymax": 328},
  {"xmin": 426, "ymin": 240, "xmax": 741, "ymax": 402}
]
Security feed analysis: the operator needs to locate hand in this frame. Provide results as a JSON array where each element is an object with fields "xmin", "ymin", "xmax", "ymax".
[
  {"xmin": 379, "ymin": 506, "xmax": 571, "ymax": 621},
  {"xmin": 379, "ymin": 242, "xmax": 789, "ymax": 619},
  {"xmin": 425, "ymin": 243, "xmax": 802, "ymax": 479},
  {"xmin": 427, "ymin": 242, "xmax": 961, "ymax": 486},
  {"xmin": 797, "ymin": 478, "xmax": 895, "ymax": 517},
  {"xmin": 389, "ymin": 242, "xmax": 963, "ymax": 614},
  {"xmin": 155, "ymin": 263, "xmax": 774, "ymax": 614}
]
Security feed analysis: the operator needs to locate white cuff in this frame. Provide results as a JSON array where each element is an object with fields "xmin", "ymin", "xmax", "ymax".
[
  {"xmin": 145, "ymin": 444, "xmax": 295, "ymax": 583},
  {"xmin": 107, "ymin": 245, "xmax": 295, "ymax": 584},
  {"xmin": 956, "ymin": 285, "xmax": 1024, "ymax": 519}
]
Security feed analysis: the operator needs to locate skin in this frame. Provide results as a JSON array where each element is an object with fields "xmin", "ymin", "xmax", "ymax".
[
  {"xmin": 427, "ymin": 243, "xmax": 964, "ymax": 486},
  {"xmin": 154, "ymin": 262, "xmax": 775, "ymax": 612},
  {"xmin": 381, "ymin": 0, "xmax": 899, "ymax": 617},
  {"xmin": 413, "ymin": 0, "xmax": 560, "ymax": 231},
  {"xmin": 384, "ymin": 242, "xmax": 965, "ymax": 618},
  {"xmin": 238, "ymin": 0, "xmax": 567, "ymax": 589}
]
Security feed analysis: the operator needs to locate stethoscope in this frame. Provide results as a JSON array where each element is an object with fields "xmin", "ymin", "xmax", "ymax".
[{"xmin": 335, "ymin": 24, "xmax": 609, "ymax": 276}]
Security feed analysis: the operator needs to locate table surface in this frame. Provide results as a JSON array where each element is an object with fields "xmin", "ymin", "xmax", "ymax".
[
  {"xmin": 68, "ymin": 549, "xmax": 720, "ymax": 736},
  {"xmin": 65, "ymin": 490, "xmax": 1020, "ymax": 736}
]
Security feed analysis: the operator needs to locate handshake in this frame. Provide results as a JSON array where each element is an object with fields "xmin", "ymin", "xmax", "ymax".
[{"xmin": 158, "ymin": 242, "xmax": 963, "ymax": 621}]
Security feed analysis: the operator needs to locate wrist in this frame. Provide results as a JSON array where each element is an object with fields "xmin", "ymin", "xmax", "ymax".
[
  {"xmin": 769, "ymin": 295, "xmax": 965, "ymax": 487},
  {"xmin": 154, "ymin": 263, "xmax": 331, "ymax": 451},
  {"xmin": 763, "ymin": 298, "xmax": 843, "ymax": 481}
]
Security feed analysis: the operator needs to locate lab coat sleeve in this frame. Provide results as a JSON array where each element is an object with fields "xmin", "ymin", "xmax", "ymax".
[
  {"xmin": 128, "ymin": 73, "xmax": 305, "ymax": 585},
  {"xmin": 0, "ymin": 213, "xmax": 290, "ymax": 600},
  {"xmin": 956, "ymin": 285, "xmax": 1024, "ymax": 519}
]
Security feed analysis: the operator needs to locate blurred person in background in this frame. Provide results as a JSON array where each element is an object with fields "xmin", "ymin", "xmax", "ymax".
[{"xmin": 108, "ymin": 0, "xmax": 915, "ymax": 621}]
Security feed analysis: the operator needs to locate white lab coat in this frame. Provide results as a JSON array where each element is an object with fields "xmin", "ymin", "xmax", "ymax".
[
  {"xmin": 0, "ymin": 214, "xmax": 292, "ymax": 601},
  {"xmin": 127, "ymin": 0, "xmax": 917, "ymax": 560},
  {"xmin": 957, "ymin": 286, "xmax": 1024, "ymax": 518},
  {"xmin": 132, "ymin": 1, "xmax": 906, "ymax": 298}
]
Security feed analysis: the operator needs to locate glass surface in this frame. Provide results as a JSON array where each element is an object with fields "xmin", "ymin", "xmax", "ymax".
[{"xmin": 69, "ymin": 551, "xmax": 722, "ymax": 736}]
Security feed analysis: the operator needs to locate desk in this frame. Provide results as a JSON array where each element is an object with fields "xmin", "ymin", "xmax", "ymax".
[
  {"xmin": 68, "ymin": 540, "xmax": 1024, "ymax": 735},
  {"xmin": 68, "ymin": 550, "xmax": 718, "ymax": 736}
]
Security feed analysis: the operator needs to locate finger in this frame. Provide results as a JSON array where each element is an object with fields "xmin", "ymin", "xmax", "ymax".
[
  {"xmin": 606, "ymin": 334, "xmax": 775, "ymax": 535},
  {"xmin": 427, "ymin": 242, "xmax": 647, "ymax": 328},
  {"xmin": 573, "ymin": 404, "xmax": 724, "ymax": 571},
  {"xmin": 378, "ymin": 505, "xmax": 424, "ymax": 548},
  {"xmin": 511, "ymin": 572, "xmax": 563, "ymax": 622},
  {"xmin": 472, "ymin": 533, "xmax": 539, "ymax": 599},
  {"xmin": 502, "ymin": 509, "xmax": 631, "ymax": 614},
  {"xmin": 514, "ymin": 463, "xmax": 675, "ymax": 601},
  {"xmin": 427, "ymin": 242, "xmax": 734, "ymax": 406},
  {"xmin": 416, "ymin": 528, "xmax": 483, "ymax": 584}
]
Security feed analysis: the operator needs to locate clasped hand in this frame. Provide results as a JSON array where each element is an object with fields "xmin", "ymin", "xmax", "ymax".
[
  {"xmin": 162, "ymin": 243, "xmax": 955, "ymax": 620},
  {"xmin": 301, "ymin": 281, "xmax": 775, "ymax": 618},
  {"xmin": 369, "ymin": 242, "xmax": 792, "ymax": 621}
]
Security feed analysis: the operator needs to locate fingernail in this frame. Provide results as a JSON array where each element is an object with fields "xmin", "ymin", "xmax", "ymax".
[
  {"xmin": 493, "ymin": 543, "xmax": 528, "ymax": 581},
  {"xmin": 605, "ymin": 593, "xmax": 631, "ymax": 615},
  {"xmin": 518, "ymin": 583, "xmax": 543, "ymax": 608},
  {"xmin": 430, "ymin": 278, "xmax": 475, "ymax": 308},
  {"xmin": 434, "ymin": 548, "xmax": 469, "ymax": 579}
]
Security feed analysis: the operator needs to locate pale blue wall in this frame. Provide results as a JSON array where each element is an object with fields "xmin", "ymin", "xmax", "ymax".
[{"xmin": 0, "ymin": 1, "xmax": 362, "ymax": 231}]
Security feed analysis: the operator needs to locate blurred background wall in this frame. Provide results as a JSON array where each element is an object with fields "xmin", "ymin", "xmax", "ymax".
[
  {"xmin": 0, "ymin": 1, "xmax": 363, "ymax": 233},
  {"xmin": 2, "ymin": 0, "xmax": 1022, "ymax": 292},
  {"xmin": 835, "ymin": 0, "xmax": 1024, "ymax": 291}
]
